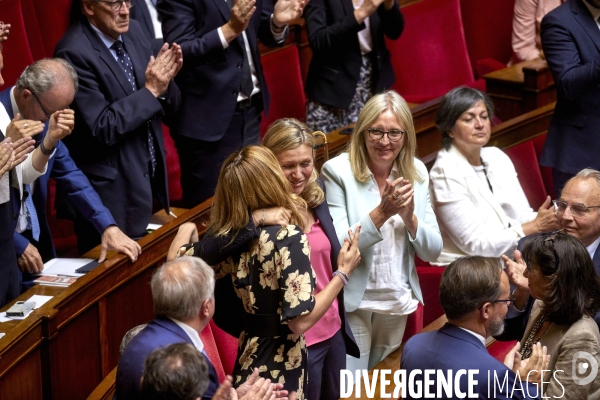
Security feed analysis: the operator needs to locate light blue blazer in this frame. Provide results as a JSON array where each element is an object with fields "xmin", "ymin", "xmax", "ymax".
[{"xmin": 321, "ymin": 153, "xmax": 442, "ymax": 312}]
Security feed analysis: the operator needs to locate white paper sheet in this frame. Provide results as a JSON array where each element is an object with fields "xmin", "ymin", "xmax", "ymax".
[{"xmin": 39, "ymin": 258, "xmax": 92, "ymax": 277}]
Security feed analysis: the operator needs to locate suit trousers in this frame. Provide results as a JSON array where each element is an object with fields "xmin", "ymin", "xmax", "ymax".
[
  {"xmin": 345, "ymin": 309, "xmax": 408, "ymax": 380},
  {"xmin": 174, "ymin": 101, "xmax": 262, "ymax": 208},
  {"xmin": 306, "ymin": 328, "xmax": 346, "ymax": 400},
  {"xmin": 552, "ymin": 168, "xmax": 574, "ymax": 199},
  {"xmin": 0, "ymin": 201, "xmax": 20, "ymax": 307}
]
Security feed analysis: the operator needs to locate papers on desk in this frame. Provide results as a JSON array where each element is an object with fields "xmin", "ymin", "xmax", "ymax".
[
  {"xmin": 147, "ymin": 223, "xmax": 162, "ymax": 232},
  {"xmin": 0, "ymin": 295, "xmax": 53, "ymax": 322},
  {"xmin": 32, "ymin": 258, "xmax": 91, "ymax": 286}
]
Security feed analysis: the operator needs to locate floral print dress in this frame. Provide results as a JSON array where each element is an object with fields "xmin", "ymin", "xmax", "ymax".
[{"xmin": 179, "ymin": 225, "xmax": 316, "ymax": 398}]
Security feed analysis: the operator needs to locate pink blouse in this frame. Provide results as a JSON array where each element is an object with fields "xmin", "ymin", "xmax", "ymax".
[{"xmin": 305, "ymin": 219, "xmax": 342, "ymax": 346}]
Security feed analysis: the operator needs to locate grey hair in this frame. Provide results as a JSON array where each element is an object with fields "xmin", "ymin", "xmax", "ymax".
[
  {"xmin": 151, "ymin": 256, "xmax": 215, "ymax": 321},
  {"xmin": 16, "ymin": 58, "xmax": 79, "ymax": 94},
  {"xmin": 572, "ymin": 168, "xmax": 600, "ymax": 189},
  {"xmin": 436, "ymin": 87, "xmax": 494, "ymax": 150}
]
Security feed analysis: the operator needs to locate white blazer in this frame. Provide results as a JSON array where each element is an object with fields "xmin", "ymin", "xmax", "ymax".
[
  {"xmin": 429, "ymin": 145, "xmax": 536, "ymax": 265},
  {"xmin": 321, "ymin": 153, "xmax": 442, "ymax": 312}
]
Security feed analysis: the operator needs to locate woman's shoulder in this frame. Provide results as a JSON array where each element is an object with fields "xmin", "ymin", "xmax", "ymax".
[
  {"xmin": 322, "ymin": 152, "xmax": 350, "ymax": 171},
  {"xmin": 481, "ymin": 146, "xmax": 512, "ymax": 163},
  {"xmin": 564, "ymin": 315, "xmax": 600, "ymax": 342}
]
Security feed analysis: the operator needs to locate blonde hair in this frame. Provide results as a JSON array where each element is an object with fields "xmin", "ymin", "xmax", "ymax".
[
  {"xmin": 262, "ymin": 118, "xmax": 325, "ymax": 209},
  {"xmin": 210, "ymin": 146, "xmax": 307, "ymax": 239},
  {"xmin": 349, "ymin": 91, "xmax": 423, "ymax": 184}
]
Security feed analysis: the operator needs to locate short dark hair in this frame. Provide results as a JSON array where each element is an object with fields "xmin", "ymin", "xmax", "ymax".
[
  {"xmin": 521, "ymin": 232, "xmax": 600, "ymax": 325},
  {"xmin": 440, "ymin": 256, "xmax": 503, "ymax": 320},
  {"xmin": 141, "ymin": 343, "xmax": 209, "ymax": 400},
  {"xmin": 435, "ymin": 87, "xmax": 495, "ymax": 149}
]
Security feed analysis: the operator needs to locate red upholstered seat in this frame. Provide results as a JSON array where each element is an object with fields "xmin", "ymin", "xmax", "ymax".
[
  {"xmin": 402, "ymin": 302, "xmax": 424, "ymax": 343},
  {"xmin": 532, "ymin": 133, "xmax": 555, "ymax": 198},
  {"xmin": 27, "ymin": 0, "xmax": 72, "ymax": 57},
  {"xmin": 20, "ymin": 0, "xmax": 46, "ymax": 60},
  {"xmin": 488, "ymin": 340, "xmax": 518, "ymax": 363},
  {"xmin": 0, "ymin": 0, "xmax": 35, "ymax": 87},
  {"xmin": 460, "ymin": 0, "xmax": 514, "ymax": 78},
  {"xmin": 385, "ymin": 0, "xmax": 482, "ymax": 103},
  {"xmin": 210, "ymin": 320, "xmax": 239, "ymax": 376},
  {"xmin": 259, "ymin": 45, "xmax": 306, "ymax": 136},
  {"xmin": 161, "ymin": 124, "xmax": 183, "ymax": 207},
  {"xmin": 416, "ymin": 263, "xmax": 445, "ymax": 327},
  {"xmin": 201, "ymin": 322, "xmax": 227, "ymax": 383},
  {"xmin": 503, "ymin": 140, "xmax": 548, "ymax": 209},
  {"xmin": 47, "ymin": 179, "xmax": 78, "ymax": 256}
]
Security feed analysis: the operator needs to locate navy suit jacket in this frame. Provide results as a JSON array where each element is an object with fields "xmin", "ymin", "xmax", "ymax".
[
  {"xmin": 196, "ymin": 179, "xmax": 359, "ymax": 357},
  {"xmin": 130, "ymin": 1, "xmax": 164, "ymax": 55},
  {"xmin": 116, "ymin": 317, "xmax": 219, "ymax": 400},
  {"xmin": 401, "ymin": 323, "xmax": 539, "ymax": 400},
  {"xmin": 540, "ymin": 0, "xmax": 600, "ymax": 174},
  {"xmin": 54, "ymin": 19, "xmax": 180, "ymax": 239},
  {"xmin": 0, "ymin": 88, "xmax": 116, "ymax": 261},
  {"xmin": 303, "ymin": 0, "xmax": 403, "ymax": 110},
  {"xmin": 157, "ymin": 0, "xmax": 278, "ymax": 141}
]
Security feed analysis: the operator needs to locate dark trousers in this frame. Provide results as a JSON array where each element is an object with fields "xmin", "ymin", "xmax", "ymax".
[
  {"xmin": 174, "ymin": 102, "xmax": 262, "ymax": 208},
  {"xmin": 552, "ymin": 168, "xmax": 575, "ymax": 199},
  {"xmin": 0, "ymin": 201, "xmax": 20, "ymax": 307},
  {"xmin": 306, "ymin": 328, "xmax": 346, "ymax": 400}
]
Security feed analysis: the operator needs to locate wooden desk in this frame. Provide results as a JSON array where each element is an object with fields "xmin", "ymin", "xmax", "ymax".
[{"xmin": 484, "ymin": 59, "xmax": 555, "ymax": 121}]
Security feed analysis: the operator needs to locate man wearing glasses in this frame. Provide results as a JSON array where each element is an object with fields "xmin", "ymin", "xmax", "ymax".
[
  {"xmin": 401, "ymin": 256, "xmax": 548, "ymax": 400},
  {"xmin": 498, "ymin": 168, "xmax": 600, "ymax": 341},
  {"xmin": 1, "ymin": 58, "xmax": 141, "ymax": 281},
  {"xmin": 54, "ymin": 0, "xmax": 182, "ymax": 252}
]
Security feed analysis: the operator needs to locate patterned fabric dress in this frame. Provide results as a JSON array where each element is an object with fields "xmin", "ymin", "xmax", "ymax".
[{"xmin": 179, "ymin": 225, "xmax": 316, "ymax": 398}]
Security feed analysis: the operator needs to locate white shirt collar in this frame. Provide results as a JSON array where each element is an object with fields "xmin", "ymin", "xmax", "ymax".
[
  {"xmin": 458, "ymin": 326, "xmax": 486, "ymax": 346},
  {"xmin": 169, "ymin": 318, "xmax": 205, "ymax": 353},
  {"xmin": 583, "ymin": 0, "xmax": 600, "ymax": 28},
  {"xmin": 587, "ymin": 236, "xmax": 600, "ymax": 260},
  {"xmin": 88, "ymin": 21, "xmax": 122, "ymax": 49},
  {"xmin": 10, "ymin": 86, "xmax": 20, "ymax": 118}
]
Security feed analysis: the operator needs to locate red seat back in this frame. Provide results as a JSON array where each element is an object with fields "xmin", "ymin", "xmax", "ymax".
[
  {"xmin": 460, "ymin": 0, "xmax": 514, "ymax": 78},
  {"xmin": 259, "ymin": 45, "xmax": 305, "ymax": 136},
  {"xmin": 0, "ymin": 0, "xmax": 35, "ymax": 87},
  {"xmin": 531, "ymin": 133, "xmax": 555, "ymax": 198},
  {"xmin": 488, "ymin": 339, "xmax": 518, "ymax": 363},
  {"xmin": 200, "ymin": 322, "xmax": 226, "ymax": 383},
  {"xmin": 416, "ymin": 263, "xmax": 445, "ymax": 327},
  {"xmin": 386, "ymin": 0, "xmax": 476, "ymax": 103},
  {"xmin": 28, "ymin": 0, "xmax": 72, "ymax": 57},
  {"xmin": 504, "ymin": 140, "xmax": 548, "ymax": 209},
  {"xmin": 210, "ymin": 320, "xmax": 239, "ymax": 376},
  {"xmin": 161, "ymin": 124, "xmax": 183, "ymax": 206}
]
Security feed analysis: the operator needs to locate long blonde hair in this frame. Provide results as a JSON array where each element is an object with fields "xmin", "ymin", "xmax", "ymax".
[
  {"xmin": 209, "ymin": 146, "xmax": 307, "ymax": 239},
  {"xmin": 349, "ymin": 91, "xmax": 423, "ymax": 184},
  {"xmin": 262, "ymin": 118, "xmax": 325, "ymax": 209}
]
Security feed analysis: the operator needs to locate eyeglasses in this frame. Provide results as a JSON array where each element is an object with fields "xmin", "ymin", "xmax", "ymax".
[
  {"xmin": 478, "ymin": 298, "xmax": 516, "ymax": 310},
  {"xmin": 553, "ymin": 200, "xmax": 600, "ymax": 218},
  {"xmin": 28, "ymin": 89, "xmax": 52, "ymax": 120},
  {"xmin": 98, "ymin": 0, "xmax": 134, "ymax": 12},
  {"xmin": 367, "ymin": 128, "xmax": 405, "ymax": 142}
]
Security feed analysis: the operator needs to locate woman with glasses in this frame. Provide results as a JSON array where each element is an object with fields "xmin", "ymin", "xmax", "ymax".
[
  {"xmin": 320, "ymin": 90, "xmax": 442, "ymax": 373},
  {"xmin": 510, "ymin": 231, "xmax": 600, "ymax": 398},
  {"xmin": 429, "ymin": 87, "xmax": 558, "ymax": 266}
]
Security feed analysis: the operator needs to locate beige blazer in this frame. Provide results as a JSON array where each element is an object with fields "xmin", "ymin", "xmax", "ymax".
[{"xmin": 521, "ymin": 301, "xmax": 600, "ymax": 399}]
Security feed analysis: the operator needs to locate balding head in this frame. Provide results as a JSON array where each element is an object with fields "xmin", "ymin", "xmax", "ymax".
[
  {"xmin": 558, "ymin": 169, "xmax": 600, "ymax": 247},
  {"xmin": 151, "ymin": 256, "xmax": 215, "ymax": 321},
  {"xmin": 14, "ymin": 58, "xmax": 78, "ymax": 122}
]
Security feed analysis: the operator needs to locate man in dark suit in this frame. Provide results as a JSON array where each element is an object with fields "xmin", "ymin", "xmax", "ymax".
[
  {"xmin": 401, "ymin": 257, "xmax": 547, "ymax": 400},
  {"xmin": 498, "ymin": 168, "xmax": 600, "ymax": 341},
  {"xmin": 540, "ymin": 0, "xmax": 600, "ymax": 197},
  {"xmin": 157, "ymin": 0, "xmax": 305, "ymax": 207},
  {"xmin": 1, "ymin": 59, "xmax": 141, "ymax": 277},
  {"xmin": 116, "ymin": 256, "xmax": 278, "ymax": 400},
  {"xmin": 54, "ymin": 0, "xmax": 182, "ymax": 253}
]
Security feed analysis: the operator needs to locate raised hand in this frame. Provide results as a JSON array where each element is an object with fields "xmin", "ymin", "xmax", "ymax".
[
  {"xmin": 5, "ymin": 113, "xmax": 44, "ymax": 142},
  {"xmin": 273, "ymin": 0, "xmax": 307, "ymax": 27},
  {"xmin": 47, "ymin": 109, "xmax": 75, "ymax": 145},
  {"xmin": 337, "ymin": 225, "xmax": 361, "ymax": 276},
  {"xmin": 11, "ymin": 137, "xmax": 35, "ymax": 169},
  {"xmin": 252, "ymin": 207, "xmax": 292, "ymax": 227},
  {"xmin": 0, "ymin": 137, "xmax": 14, "ymax": 179},
  {"xmin": 145, "ymin": 43, "xmax": 183, "ymax": 98}
]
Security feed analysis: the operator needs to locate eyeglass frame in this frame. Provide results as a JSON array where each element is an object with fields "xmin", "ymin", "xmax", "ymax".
[
  {"xmin": 552, "ymin": 199, "xmax": 600, "ymax": 217},
  {"xmin": 478, "ymin": 298, "xmax": 516, "ymax": 310},
  {"xmin": 97, "ymin": 0, "xmax": 134, "ymax": 12},
  {"xmin": 366, "ymin": 128, "xmax": 405, "ymax": 142},
  {"xmin": 28, "ymin": 89, "xmax": 52, "ymax": 120}
]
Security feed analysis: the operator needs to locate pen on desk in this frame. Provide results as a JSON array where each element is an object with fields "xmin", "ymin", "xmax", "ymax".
[{"xmin": 169, "ymin": 211, "xmax": 177, "ymax": 218}]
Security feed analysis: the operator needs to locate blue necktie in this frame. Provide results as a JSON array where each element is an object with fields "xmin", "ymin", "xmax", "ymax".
[
  {"xmin": 111, "ymin": 40, "xmax": 157, "ymax": 176},
  {"xmin": 24, "ymin": 184, "xmax": 40, "ymax": 241}
]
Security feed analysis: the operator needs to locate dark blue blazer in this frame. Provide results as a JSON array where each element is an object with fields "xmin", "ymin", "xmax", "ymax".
[
  {"xmin": 401, "ymin": 323, "xmax": 539, "ymax": 400},
  {"xmin": 157, "ymin": 0, "xmax": 278, "ymax": 141},
  {"xmin": 0, "ymin": 88, "xmax": 116, "ymax": 261},
  {"xmin": 197, "ymin": 179, "xmax": 359, "ymax": 357},
  {"xmin": 130, "ymin": 1, "xmax": 164, "ymax": 55},
  {"xmin": 540, "ymin": 0, "xmax": 600, "ymax": 175},
  {"xmin": 116, "ymin": 317, "xmax": 219, "ymax": 400},
  {"xmin": 54, "ymin": 19, "xmax": 180, "ymax": 239}
]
